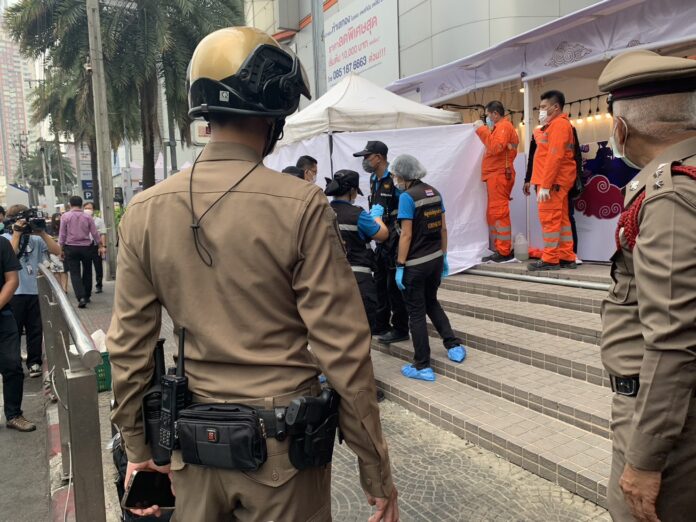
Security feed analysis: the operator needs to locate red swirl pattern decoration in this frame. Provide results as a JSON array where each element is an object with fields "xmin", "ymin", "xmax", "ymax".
[{"xmin": 574, "ymin": 175, "xmax": 623, "ymax": 219}]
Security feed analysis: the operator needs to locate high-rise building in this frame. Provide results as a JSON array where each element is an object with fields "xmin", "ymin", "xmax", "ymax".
[{"xmin": 0, "ymin": 2, "xmax": 34, "ymax": 191}]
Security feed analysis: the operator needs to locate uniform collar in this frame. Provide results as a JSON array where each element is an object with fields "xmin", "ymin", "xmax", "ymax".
[
  {"xmin": 331, "ymin": 199, "xmax": 353, "ymax": 205},
  {"xmin": 198, "ymin": 142, "xmax": 262, "ymax": 163}
]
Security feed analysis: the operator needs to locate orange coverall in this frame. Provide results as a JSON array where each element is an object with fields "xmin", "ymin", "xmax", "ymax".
[
  {"xmin": 475, "ymin": 119, "xmax": 519, "ymax": 256},
  {"xmin": 530, "ymin": 113, "xmax": 576, "ymax": 264}
]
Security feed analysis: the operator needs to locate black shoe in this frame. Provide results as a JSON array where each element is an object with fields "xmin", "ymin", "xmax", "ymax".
[
  {"xmin": 528, "ymin": 260, "xmax": 560, "ymax": 271},
  {"xmin": 560, "ymin": 260, "xmax": 577, "ymax": 269},
  {"xmin": 85, "ymin": 297, "xmax": 91, "ymax": 303},
  {"xmin": 372, "ymin": 329, "xmax": 390, "ymax": 337},
  {"xmin": 78, "ymin": 299, "xmax": 87, "ymax": 309},
  {"xmin": 376, "ymin": 389, "xmax": 386, "ymax": 403},
  {"xmin": 378, "ymin": 330, "xmax": 409, "ymax": 344},
  {"xmin": 95, "ymin": 286, "xmax": 103, "ymax": 294},
  {"xmin": 489, "ymin": 252, "xmax": 514, "ymax": 263}
]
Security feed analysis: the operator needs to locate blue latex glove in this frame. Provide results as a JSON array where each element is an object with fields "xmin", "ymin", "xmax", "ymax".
[
  {"xmin": 395, "ymin": 266, "xmax": 405, "ymax": 291},
  {"xmin": 442, "ymin": 254, "xmax": 449, "ymax": 279},
  {"xmin": 370, "ymin": 204, "xmax": 385, "ymax": 218}
]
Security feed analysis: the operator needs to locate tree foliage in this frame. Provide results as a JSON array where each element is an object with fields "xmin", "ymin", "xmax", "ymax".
[{"xmin": 5, "ymin": 0, "xmax": 245, "ymax": 191}]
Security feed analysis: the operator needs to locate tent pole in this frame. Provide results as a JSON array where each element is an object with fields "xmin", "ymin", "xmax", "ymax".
[
  {"xmin": 329, "ymin": 132, "xmax": 335, "ymax": 177},
  {"xmin": 523, "ymin": 79, "xmax": 532, "ymax": 241}
]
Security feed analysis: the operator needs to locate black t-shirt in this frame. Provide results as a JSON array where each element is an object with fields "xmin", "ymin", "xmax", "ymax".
[{"xmin": 0, "ymin": 236, "xmax": 21, "ymax": 310}]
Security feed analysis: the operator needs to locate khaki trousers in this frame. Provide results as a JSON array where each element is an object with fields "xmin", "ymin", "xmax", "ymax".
[
  {"xmin": 171, "ymin": 459, "xmax": 332, "ymax": 521},
  {"xmin": 609, "ymin": 394, "xmax": 696, "ymax": 521}
]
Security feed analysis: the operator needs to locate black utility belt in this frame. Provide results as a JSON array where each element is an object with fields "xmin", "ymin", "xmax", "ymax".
[{"xmin": 177, "ymin": 388, "xmax": 340, "ymax": 472}]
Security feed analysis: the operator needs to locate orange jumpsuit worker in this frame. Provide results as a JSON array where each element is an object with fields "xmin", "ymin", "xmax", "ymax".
[
  {"xmin": 529, "ymin": 90, "xmax": 576, "ymax": 271},
  {"xmin": 474, "ymin": 101, "xmax": 519, "ymax": 262}
]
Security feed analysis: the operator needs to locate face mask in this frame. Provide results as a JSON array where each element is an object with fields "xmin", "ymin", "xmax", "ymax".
[
  {"xmin": 485, "ymin": 116, "xmax": 494, "ymax": 129},
  {"xmin": 610, "ymin": 117, "xmax": 641, "ymax": 170},
  {"xmin": 538, "ymin": 110, "xmax": 548, "ymax": 126},
  {"xmin": 0, "ymin": 223, "xmax": 4, "ymax": 233},
  {"xmin": 84, "ymin": 209, "xmax": 93, "ymax": 216},
  {"xmin": 362, "ymin": 157, "xmax": 376, "ymax": 174},
  {"xmin": 394, "ymin": 178, "xmax": 406, "ymax": 191}
]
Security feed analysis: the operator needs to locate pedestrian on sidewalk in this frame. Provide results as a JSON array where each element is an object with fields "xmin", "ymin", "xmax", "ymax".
[
  {"xmin": 59, "ymin": 196, "xmax": 101, "ymax": 308},
  {"xmin": 47, "ymin": 213, "xmax": 69, "ymax": 293},
  {"xmin": 0, "ymin": 234, "xmax": 36, "ymax": 432},
  {"xmin": 82, "ymin": 202, "xmax": 107, "ymax": 294},
  {"xmin": 391, "ymin": 154, "xmax": 467, "ymax": 382},
  {"xmin": 599, "ymin": 50, "xmax": 696, "ymax": 522},
  {"xmin": 108, "ymin": 27, "xmax": 398, "ymax": 522},
  {"xmin": 3, "ymin": 206, "xmax": 62, "ymax": 378}
]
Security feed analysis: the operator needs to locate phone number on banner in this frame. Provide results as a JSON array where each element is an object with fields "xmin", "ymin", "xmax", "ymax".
[{"xmin": 328, "ymin": 56, "xmax": 368, "ymax": 83}]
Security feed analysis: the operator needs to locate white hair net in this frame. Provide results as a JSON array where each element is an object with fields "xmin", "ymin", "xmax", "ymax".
[{"xmin": 391, "ymin": 154, "xmax": 427, "ymax": 180}]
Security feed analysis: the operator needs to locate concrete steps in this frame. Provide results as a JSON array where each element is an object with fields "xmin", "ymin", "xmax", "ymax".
[
  {"xmin": 469, "ymin": 262, "xmax": 612, "ymax": 285},
  {"xmin": 441, "ymin": 273, "xmax": 606, "ymax": 314},
  {"xmin": 373, "ymin": 338, "xmax": 611, "ymax": 438},
  {"xmin": 372, "ymin": 352, "xmax": 611, "ymax": 507},
  {"xmin": 371, "ymin": 263, "xmax": 612, "ymax": 508},
  {"xmin": 438, "ymin": 287, "xmax": 602, "ymax": 345}
]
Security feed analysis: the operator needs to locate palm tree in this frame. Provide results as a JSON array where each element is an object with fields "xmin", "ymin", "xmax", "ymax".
[
  {"xmin": 15, "ymin": 143, "xmax": 76, "ymax": 197},
  {"xmin": 105, "ymin": 0, "xmax": 245, "ymax": 188},
  {"xmin": 6, "ymin": 0, "xmax": 245, "ymax": 192}
]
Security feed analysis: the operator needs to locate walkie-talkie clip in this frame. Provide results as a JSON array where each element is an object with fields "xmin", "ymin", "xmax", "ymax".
[{"xmin": 158, "ymin": 328, "xmax": 190, "ymax": 452}]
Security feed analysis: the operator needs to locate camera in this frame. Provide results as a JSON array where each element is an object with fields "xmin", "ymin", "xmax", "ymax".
[{"xmin": 4, "ymin": 208, "xmax": 48, "ymax": 234}]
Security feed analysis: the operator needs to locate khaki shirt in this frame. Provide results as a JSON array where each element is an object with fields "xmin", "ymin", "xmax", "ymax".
[
  {"xmin": 601, "ymin": 137, "xmax": 696, "ymax": 471},
  {"xmin": 107, "ymin": 142, "xmax": 393, "ymax": 497}
]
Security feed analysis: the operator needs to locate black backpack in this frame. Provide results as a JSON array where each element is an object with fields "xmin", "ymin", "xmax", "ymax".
[{"xmin": 569, "ymin": 126, "xmax": 585, "ymax": 198}]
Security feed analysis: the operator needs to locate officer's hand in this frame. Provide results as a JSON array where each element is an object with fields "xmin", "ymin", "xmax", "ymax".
[
  {"xmin": 537, "ymin": 188, "xmax": 551, "ymax": 203},
  {"xmin": 472, "ymin": 120, "xmax": 485, "ymax": 130},
  {"xmin": 523, "ymin": 182, "xmax": 531, "ymax": 196},
  {"xmin": 366, "ymin": 486, "xmax": 399, "ymax": 522},
  {"xmin": 124, "ymin": 459, "xmax": 172, "ymax": 518},
  {"xmin": 370, "ymin": 204, "xmax": 385, "ymax": 219},
  {"xmin": 395, "ymin": 266, "xmax": 405, "ymax": 291},
  {"xmin": 441, "ymin": 253, "xmax": 449, "ymax": 279},
  {"xmin": 619, "ymin": 464, "xmax": 661, "ymax": 522}
]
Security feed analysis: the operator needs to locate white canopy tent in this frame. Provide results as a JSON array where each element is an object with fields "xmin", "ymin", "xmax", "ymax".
[{"xmin": 279, "ymin": 74, "xmax": 461, "ymax": 146}]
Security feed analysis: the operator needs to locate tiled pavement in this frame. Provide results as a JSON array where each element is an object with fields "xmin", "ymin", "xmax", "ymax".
[{"xmin": 71, "ymin": 264, "xmax": 612, "ymax": 520}]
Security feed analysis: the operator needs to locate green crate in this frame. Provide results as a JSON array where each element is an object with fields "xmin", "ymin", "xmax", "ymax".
[{"xmin": 95, "ymin": 351, "xmax": 111, "ymax": 393}]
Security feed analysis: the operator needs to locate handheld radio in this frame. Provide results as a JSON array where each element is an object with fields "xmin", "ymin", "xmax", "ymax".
[
  {"xmin": 158, "ymin": 328, "xmax": 189, "ymax": 451},
  {"xmin": 142, "ymin": 339, "xmax": 171, "ymax": 465}
]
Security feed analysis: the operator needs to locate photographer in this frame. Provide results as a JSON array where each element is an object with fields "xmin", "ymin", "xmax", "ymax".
[
  {"xmin": 0, "ymin": 234, "xmax": 35, "ymax": 431},
  {"xmin": 3, "ymin": 205, "xmax": 61, "ymax": 378},
  {"xmin": 59, "ymin": 196, "xmax": 101, "ymax": 308}
]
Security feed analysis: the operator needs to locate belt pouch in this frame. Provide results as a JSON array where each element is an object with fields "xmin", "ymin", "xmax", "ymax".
[{"xmin": 177, "ymin": 403, "xmax": 267, "ymax": 471}]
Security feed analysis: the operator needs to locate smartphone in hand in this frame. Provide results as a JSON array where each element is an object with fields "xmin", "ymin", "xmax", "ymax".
[{"xmin": 121, "ymin": 470, "xmax": 175, "ymax": 511}]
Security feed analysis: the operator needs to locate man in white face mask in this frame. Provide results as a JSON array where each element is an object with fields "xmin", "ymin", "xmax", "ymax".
[
  {"xmin": 598, "ymin": 49, "xmax": 696, "ymax": 522},
  {"xmin": 82, "ymin": 202, "xmax": 106, "ymax": 293},
  {"xmin": 528, "ymin": 90, "xmax": 577, "ymax": 271}
]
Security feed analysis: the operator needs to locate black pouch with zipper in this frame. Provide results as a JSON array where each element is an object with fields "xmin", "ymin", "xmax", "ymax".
[{"xmin": 177, "ymin": 403, "xmax": 267, "ymax": 471}]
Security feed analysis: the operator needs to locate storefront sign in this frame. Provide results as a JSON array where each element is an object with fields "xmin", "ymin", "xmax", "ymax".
[{"xmin": 324, "ymin": 0, "xmax": 398, "ymax": 88}]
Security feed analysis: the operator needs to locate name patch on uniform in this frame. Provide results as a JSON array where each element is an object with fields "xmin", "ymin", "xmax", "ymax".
[{"xmin": 425, "ymin": 189, "xmax": 435, "ymax": 196}]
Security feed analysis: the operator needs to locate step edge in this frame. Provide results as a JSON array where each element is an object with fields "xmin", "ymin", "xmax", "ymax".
[
  {"xmin": 374, "ymin": 342, "xmax": 611, "ymax": 437},
  {"xmin": 376, "ymin": 378, "xmax": 610, "ymax": 506}
]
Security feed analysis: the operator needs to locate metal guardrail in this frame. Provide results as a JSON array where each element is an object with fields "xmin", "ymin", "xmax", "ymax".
[{"xmin": 37, "ymin": 265, "xmax": 106, "ymax": 522}]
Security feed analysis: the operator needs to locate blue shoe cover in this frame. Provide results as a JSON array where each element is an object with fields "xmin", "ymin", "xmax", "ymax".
[
  {"xmin": 319, "ymin": 374, "xmax": 327, "ymax": 384},
  {"xmin": 401, "ymin": 364, "xmax": 436, "ymax": 381},
  {"xmin": 448, "ymin": 346, "xmax": 467, "ymax": 363}
]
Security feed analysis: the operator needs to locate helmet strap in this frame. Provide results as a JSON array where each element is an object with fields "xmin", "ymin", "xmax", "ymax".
[{"xmin": 263, "ymin": 118, "xmax": 285, "ymax": 157}]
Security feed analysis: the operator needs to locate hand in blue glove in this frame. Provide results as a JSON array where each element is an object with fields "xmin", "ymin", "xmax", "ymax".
[
  {"xmin": 370, "ymin": 204, "xmax": 385, "ymax": 219},
  {"xmin": 395, "ymin": 266, "xmax": 405, "ymax": 291},
  {"xmin": 442, "ymin": 253, "xmax": 449, "ymax": 279}
]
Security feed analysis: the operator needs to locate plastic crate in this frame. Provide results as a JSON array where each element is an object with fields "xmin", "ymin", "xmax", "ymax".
[{"xmin": 96, "ymin": 351, "xmax": 112, "ymax": 393}]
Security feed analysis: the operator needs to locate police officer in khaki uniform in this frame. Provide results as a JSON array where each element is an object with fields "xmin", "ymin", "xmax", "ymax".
[
  {"xmin": 599, "ymin": 50, "xmax": 696, "ymax": 522},
  {"xmin": 108, "ymin": 27, "xmax": 398, "ymax": 522}
]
